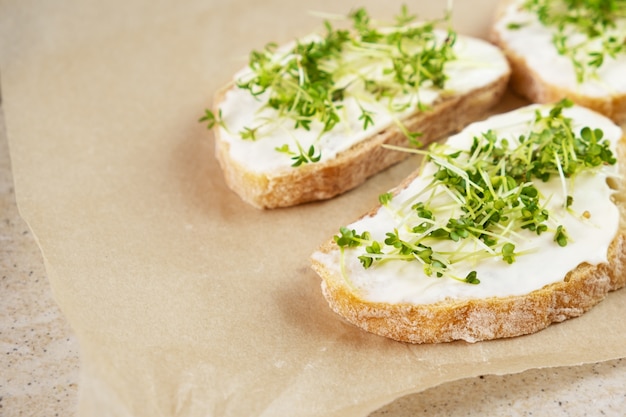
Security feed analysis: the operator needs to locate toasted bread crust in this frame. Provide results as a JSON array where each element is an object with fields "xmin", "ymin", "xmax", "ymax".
[
  {"xmin": 310, "ymin": 133, "xmax": 626, "ymax": 344},
  {"xmin": 213, "ymin": 73, "xmax": 510, "ymax": 209},
  {"xmin": 490, "ymin": 0, "xmax": 626, "ymax": 125}
]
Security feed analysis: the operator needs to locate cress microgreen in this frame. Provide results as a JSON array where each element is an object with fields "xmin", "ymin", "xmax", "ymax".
[
  {"xmin": 334, "ymin": 227, "xmax": 371, "ymax": 248},
  {"xmin": 379, "ymin": 192, "xmax": 394, "ymax": 206},
  {"xmin": 334, "ymin": 100, "xmax": 617, "ymax": 284},
  {"xmin": 501, "ymin": 243, "xmax": 516, "ymax": 264},
  {"xmin": 291, "ymin": 144, "xmax": 322, "ymax": 167},
  {"xmin": 275, "ymin": 142, "xmax": 322, "ymax": 166},
  {"xmin": 199, "ymin": 108, "xmax": 223, "ymax": 129},
  {"xmin": 554, "ymin": 225, "xmax": 569, "ymax": 247},
  {"xmin": 464, "ymin": 270, "xmax": 480, "ymax": 285},
  {"xmin": 203, "ymin": 6, "xmax": 458, "ymax": 166},
  {"xmin": 510, "ymin": 0, "xmax": 626, "ymax": 83}
]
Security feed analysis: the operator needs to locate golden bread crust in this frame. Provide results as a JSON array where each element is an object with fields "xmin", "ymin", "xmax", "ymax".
[
  {"xmin": 310, "ymin": 133, "xmax": 626, "ymax": 344},
  {"xmin": 212, "ymin": 73, "xmax": 510, "ymax": 209},
  {"xmin": 489, "ymin": 0, "xmax": 626, "ymax": 124}
]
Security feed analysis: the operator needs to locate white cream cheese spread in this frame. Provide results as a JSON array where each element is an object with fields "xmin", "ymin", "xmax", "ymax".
[
  {"xmin": 311, "ymin": 104, "xmax": 622, "ymax": 305},
  {"xmin": 493, "ymin": 0, "xmax": 626, "ymax": 97},
  {"xmin": 217, "ymin": 30, "xmax": 509, "ymax": 174}
]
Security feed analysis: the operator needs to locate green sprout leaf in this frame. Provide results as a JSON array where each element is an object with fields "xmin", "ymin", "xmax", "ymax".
[
  {"xmin": 334, "ymin": 227, "xmax": 370, "ymax": 248},
  {"xmin": 290, "ymin": 144, "xmax": 322, "ymax": 167},
  {"xmin": 199, "ymin": 109, "xmax": 221, "ymax": 129},
  {"xmin": 379, "ymin": 192, "xmax": 394, "ymax": 205},
  {"xmin": 464, "ymin": 270, "xmax": 480, "ymax": 285},
  {"xmin": 501, "ymin": 243, "xmax": 516, "ymax": 264},
  {"xmin": 554, "ymin": 225, "xmax": 569, "ymax": 247}
]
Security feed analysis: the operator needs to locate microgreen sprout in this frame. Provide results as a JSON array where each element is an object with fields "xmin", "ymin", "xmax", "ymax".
[
  {"xmin": 334, "ymin": 100, "xmax": 617, "ymax": 284},
  {"xmin": 511, "ymin": 0, "xmax": 626, "ymax": 82},
  {"xmin": 554, "ymin": 225, "xmax": 569, "ymax": 247},
  {"xmin": 334, "ymin": 227, "xmax": 371, "ymax": 248},
  {"xmin": 379, "ymin": 192, "xmax": 394, "ymax": 206},
  {"xmin": 464, "ymin": 270, "xmax": 480, "ymax": 285},
  {"xmin": 275, "ymin": 142, "xmax": 322, "ymax": 166},
  {"xmin": 501, "ymin": 243, "xmax": 517, "ymax": 264},
  {"xmin": 199, "ymin": 109, "xmax": 223, "ymax": 129},
  {"xmin": 240, "ymin": 126, "xmax": 260, "ymax": 141},
  {"xmin": 358, "ymin": 104, "xmax": 376, "ymax": 130}
]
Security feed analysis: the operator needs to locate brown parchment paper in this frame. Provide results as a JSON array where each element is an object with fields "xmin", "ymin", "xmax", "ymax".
[{"xmin": 1, "ymin": 0, "xmax": 625, "ymax": 416}]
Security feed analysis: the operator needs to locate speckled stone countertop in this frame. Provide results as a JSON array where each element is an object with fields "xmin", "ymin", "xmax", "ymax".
[
  {"xmin": 1, "ymin": 98, "xmax": 625, "ymax": 416},
  {"xmin": 1, "ymin": 103, "xmax": 80, "ymax": 414}
]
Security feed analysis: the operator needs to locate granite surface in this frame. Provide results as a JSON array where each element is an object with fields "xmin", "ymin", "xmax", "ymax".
[
  {"xmin": 1, "ymin": 102, "xmax": 80, "ymax": 415},
  {"xmin": 1, "ymin": 98, "xmax": 625, "ymax": 416}
]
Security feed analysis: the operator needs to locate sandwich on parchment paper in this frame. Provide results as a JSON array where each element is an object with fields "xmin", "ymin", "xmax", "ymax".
[
  {"xmin": 202, "ymin": 6, "xmax": 510, "ymax": 209},
  {"xmin": 311, "ymin": 100, "xmax": 626, "ymax": 344}
]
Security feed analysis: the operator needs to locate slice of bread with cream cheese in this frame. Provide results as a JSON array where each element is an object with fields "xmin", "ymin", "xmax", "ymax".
[
  {"xmin": 207, "ymin": 8, "xmax": 510, "ymax": 208},
  {"xmin": 491, "ymin": 0, "xmax": 626, "ymax": 124},
  {"xmin": 311, "ymin": 101, "xmax": 625, "ymax": 343}
]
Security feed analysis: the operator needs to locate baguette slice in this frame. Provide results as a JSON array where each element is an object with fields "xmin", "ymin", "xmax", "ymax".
[
  {"xmin": 310, "ymin": 103, "xmax": 626, "ymax": 344},
  {"xmin": 490, "ymin": 0, "xmax": 626, "ymax": 124},
  {"xmin": 212, "ymin": 16, "xmax": 510, "ymax": 209}
]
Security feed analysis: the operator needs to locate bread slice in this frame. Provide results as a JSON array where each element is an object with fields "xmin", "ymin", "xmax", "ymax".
[
  {"xmin": 490, "ymin": 0, "xmax": 626, "ymax": 124},
  {"xmin": 211, "ymin": 12, "xmax": 510, "ymax": 209},
  {"xmin": 310, "ymin": 103, "xmax": 625, "ymax": 344}
]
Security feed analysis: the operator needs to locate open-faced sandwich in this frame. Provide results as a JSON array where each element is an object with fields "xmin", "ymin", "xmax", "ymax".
[
  {"xmin": 491, "ymin": 0, "xmax": 626, "ymax": 124},
  {"xmin": 203, "ymin": 7, "xmax": 510, "ymax": 208},
  {"xmin": 311, "ymin": 100, "xmax": 625, "ymax": 343}
]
